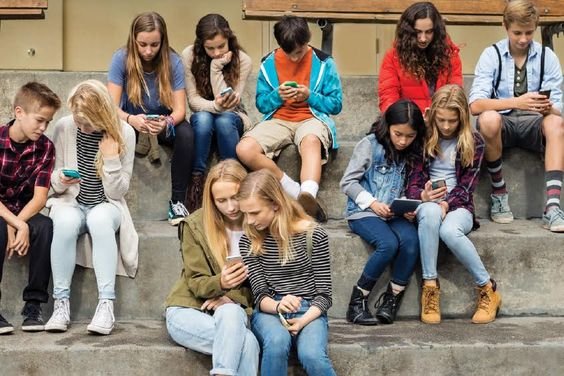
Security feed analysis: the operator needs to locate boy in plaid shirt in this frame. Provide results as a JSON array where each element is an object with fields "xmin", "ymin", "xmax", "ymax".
[{"xmin": 0, "ymin": 82, "xmax": 60, "ymax": 334}]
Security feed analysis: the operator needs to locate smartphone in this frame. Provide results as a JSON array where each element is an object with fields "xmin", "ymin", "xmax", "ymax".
[
  {"xmin": 431, "ymin": 179, "xmax": 446, "ymax": 190},
  {"xmin": 226, "ymin": 255, "xmax": 243, "ymax": 267},
  {"xmin": 278, "ymin": 312, "xmax": 292, "ymax": 329},
  {"xmin": 284, "ymin": 81, "xmax": 298, "ymax": 88},
  {"xmin": 539, "ymin": 89, "xmax": 551, "ymax": 98},
  {"xmin": 220, "ymin": 87, "xmax": 233, "ymax": 96},
  {"xmin": 62, "ymin": 169, "xmax": 81, "ymax": 179},
  {"xmin": 146, "ymin": 114, "xmax": 160, "ymax": 120}
]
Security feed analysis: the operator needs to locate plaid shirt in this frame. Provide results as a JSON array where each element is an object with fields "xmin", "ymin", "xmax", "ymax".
[
  {"xmin": 0, "ymin": 121, "xmax": 55, "ymax": 215},
  {"xmin": 406, "ymin": 132, "xmax": 485, "ymax": 222}
]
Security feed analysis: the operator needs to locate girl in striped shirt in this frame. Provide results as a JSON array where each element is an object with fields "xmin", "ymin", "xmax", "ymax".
[
  {"xmin": 238, "ymin": 169, "xmax": 336, "ymax": 376},
  {"xmin": 45, "ymin": 80, "xmax": 137, "ymax": 335}
]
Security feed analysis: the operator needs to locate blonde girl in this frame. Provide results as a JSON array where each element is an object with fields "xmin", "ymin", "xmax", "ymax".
[
  {"xmin": 107, "ymin": 11, "xmax": 195, "ymax": 226},
  {"xmin": 238, "ymin": 169, "xmax": 336, "ymax": 376},
  {"xmin": 165, "ymin": 159, "xmax": 259, "ymax": 376},
  {"xmin": 45, "ymin": 79, "xmax": 137, "ymax": 335},
  {"xmin": 406, "ymin": 84, "xmax": 501, "ymax": 325}
]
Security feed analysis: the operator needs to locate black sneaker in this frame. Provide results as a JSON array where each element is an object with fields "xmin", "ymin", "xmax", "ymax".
[
  {"xmin": 21, "ymin": 301, "xmax": 45, "ymax": 332},
  {"xmin": 0, "ymin": 312, "xmax": 14, "ymax": 334}
]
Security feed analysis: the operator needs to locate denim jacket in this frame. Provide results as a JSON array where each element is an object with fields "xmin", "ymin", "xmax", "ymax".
[
  {"xmin": 256, "ymin": 47, "xmax": 343, "ymax": 149},
  {"xmin": 340, "ymin": 134, "xmax": 407, "ymax": 219},
  {"xmin": 469, "ymin": 39, "xmax": 563, "ymax": 113}
]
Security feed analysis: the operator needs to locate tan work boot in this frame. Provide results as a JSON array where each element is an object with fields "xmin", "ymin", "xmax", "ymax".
[
  {"xmin": 421, "ymin": 283, "xmax": 441, "ymax": 324},
  {"xmin": 472, "ymin": 280, "xmax": 501, "ymax": 324}
]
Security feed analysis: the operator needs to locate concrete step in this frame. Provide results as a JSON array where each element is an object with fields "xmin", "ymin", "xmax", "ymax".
[
  {"xmin": 128, "ymin": 140, "xmax": 559, "ymax": 221},
  {"xmin": 1, "ymin": 317, "xmax": 563, "ymax": 376},
  {"xmin": 2, "ymin": 219, "xmax": 563, "ymax": 322}
]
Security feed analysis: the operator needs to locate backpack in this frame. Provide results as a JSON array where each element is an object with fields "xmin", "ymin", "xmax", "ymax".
[{"xmin": 491, "ymin": 43, "xmax": 546, "ymax": 98}]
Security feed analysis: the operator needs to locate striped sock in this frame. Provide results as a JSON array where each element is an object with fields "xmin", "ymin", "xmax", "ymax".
[
  {"xmin": 487, "ymin": 158, "xmax": 507, "ymax": 195},
  {"xmin": 545, "ymin": 170, "xmax": 563, "ymax": 213}
]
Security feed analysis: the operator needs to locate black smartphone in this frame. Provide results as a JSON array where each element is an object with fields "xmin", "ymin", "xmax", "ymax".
[
  {"xmin": 431, "ymin": 179, "xmax": 446, "ymax": 190},
  {"xmin": 539, "ymin": 89, "xmax": 551, "ymax": 98}
]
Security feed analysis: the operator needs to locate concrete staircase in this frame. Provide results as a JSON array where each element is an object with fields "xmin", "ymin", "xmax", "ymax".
[{"xmin": 1, "ymin": 71, "xmax": 563, "ymax": 375}]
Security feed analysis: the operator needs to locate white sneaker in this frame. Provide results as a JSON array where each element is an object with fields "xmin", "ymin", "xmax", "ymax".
[
  {"xmin": 45, "ymin": 299, "xmax": 70, "ymax": 332},
  {"xmin": 87, "ymin": 299, "xmax": 115, "ymax": 335}
]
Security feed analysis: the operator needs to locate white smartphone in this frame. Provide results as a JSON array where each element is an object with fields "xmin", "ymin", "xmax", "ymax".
[
  {"xmin": 220, "ymin": 87, "xmax": 233, "ymax": 96},
  {"xmin": 226, "ymin": 255, "xmax": 243, "ymax": 267}
]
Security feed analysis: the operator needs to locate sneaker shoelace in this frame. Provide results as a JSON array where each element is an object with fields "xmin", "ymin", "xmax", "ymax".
[
  {"xmin": 22, "ymin": 303, "xmax": 42, "ymax": 320},
  {"xmin": 171, "ymin": 201, "xmax": 188, "ymax": 217},
  {"xmin": 424, "ymin": 289, "xmax": 439, "ymax": 313},
  {"xmin": 94, "ymin": 301, "xmax": 115, "ymax": 326},
  {"xmin": 51, "ymin": 301, "xmax": 69, "ymax": 322},
  {"xmin": 374, "ymin": 292, "xmax": 395, "ymax": 310}
]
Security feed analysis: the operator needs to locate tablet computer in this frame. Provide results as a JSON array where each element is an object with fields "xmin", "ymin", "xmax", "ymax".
[{"xmin": 390, "ymin": 199, "xmax": 421, "ymax": 215}]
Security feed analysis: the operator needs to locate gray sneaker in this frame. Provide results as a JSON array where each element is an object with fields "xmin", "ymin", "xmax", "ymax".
[
  {"xmin": 490, "ymin": 193, "xmax": 514, "ymax": 224},
  {"xmin": 543, "ymin": 207, "xmax": 564, "ymax": 233},
  {"xmin": 45, "ymin": 299, "xmax": 70, "ymax": 332}
]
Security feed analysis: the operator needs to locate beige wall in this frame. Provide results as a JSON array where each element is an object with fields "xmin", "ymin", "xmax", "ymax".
[{"xmin": 0, "ymin": 0, "xmax": 562, "ymax": 75}]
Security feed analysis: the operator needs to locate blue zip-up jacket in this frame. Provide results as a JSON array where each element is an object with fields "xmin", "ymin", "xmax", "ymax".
[
  {"xmin": 256, "ymin": 47, "xmax": 343, "ymax": 149},
  {"xmin": 340, "ymin": 134, "xmax": 407, "ymax": 219}
]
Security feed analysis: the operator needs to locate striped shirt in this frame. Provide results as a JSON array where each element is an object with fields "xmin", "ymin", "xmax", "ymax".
[
  {"xmin": 76, "ymin": 129, "xmax": 106, "ymax": 206},
  {"xmin": 241, "ymin": 225, "xmax": 333, "ymax": 314}
]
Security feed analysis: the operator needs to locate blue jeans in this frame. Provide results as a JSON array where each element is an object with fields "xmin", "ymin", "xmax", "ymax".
[
  {"xmin": 349, "ymin": 216, "xmax": 419, "ymax": 290},
  {"xmin": 50, "ymin": 202, "xmax": 121, "ymax": 300},
  {"xmin": 190, "ymin": 111, "xmax": 243, "ymax": 173},
  {"xmin": 417, "ymin": 202, "xmax": 490, "ymax": 285},
  {"xmin": 251, "ymin": 298, "xmax": 336, "ymax": 376},
  {"xmin": 166, "ymin": 304, "xmax": 259, "ymax": 376}
]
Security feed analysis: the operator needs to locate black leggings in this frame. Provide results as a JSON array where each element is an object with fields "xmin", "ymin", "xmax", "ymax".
[{"xmin": 157, "ymin": 120, "xmax": 195, "ymax": 203}]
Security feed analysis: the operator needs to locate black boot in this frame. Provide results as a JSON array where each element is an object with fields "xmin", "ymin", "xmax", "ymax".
[
  {"xmin": 374, "ymin": 283, "xmax": 405, "ymax": 324},
  {"xmin": 346, "ymin": 286, "xmax": 378, "ymax": 326}
]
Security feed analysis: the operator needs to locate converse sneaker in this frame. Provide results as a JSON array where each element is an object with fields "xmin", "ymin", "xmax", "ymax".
[
  {"xmin": 0, "ymin": 312, "xmax": 14, "ymax": 334},
  {"xmin": 45, "ymin": 299, "xmax": 70, "ymax": 332},
  {"xmin": 87, "ymin": 299, "xmax": 115, "ymax": 335},
  {"xmin": 543, "ymin": 207, "xmax": 564, "ymax": 233},
  {"xmin": 168, "ymin": 200, "xmax": 189, "ymax": 226},
  {"xmin": 21, "ymin": 301, "xmax": 45, "ymax": 332},
  {"xmin": 421, "ymin": 283, "xmax": 441, "ymax": 324},
  {"xmin": 490, "ymin": 193, "xmax": 514, "ymax": 224},
  {"xmin": 472, "ymin": 280, "xmax": 502, "ymax": 324}
]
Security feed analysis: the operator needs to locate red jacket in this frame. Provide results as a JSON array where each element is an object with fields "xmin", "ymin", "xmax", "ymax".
[{"xmin": 378, "ymin": 39, "xmax": 462, "ymax": 113}]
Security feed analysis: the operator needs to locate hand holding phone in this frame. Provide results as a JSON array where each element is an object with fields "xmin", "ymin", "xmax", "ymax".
[
  {"xmin": 225, "ymin": 255, "xmax": 243, "ymax": 267},
  {"xmin": 539, "ymin": 89, "xmax": 551, "ymax": 99},
  {"xmin": 284, "ymin": 81, "xmax": 298, "ymax": 88},
  {"xmin": 431, "ymin": 179, "xmax": 446, "ymax": 190}
]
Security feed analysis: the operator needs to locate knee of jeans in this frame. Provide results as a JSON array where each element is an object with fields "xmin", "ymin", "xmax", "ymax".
[
  {"xmin": 190, "ymin": 111, "xmax": 214, "ymax": 126},
  {"xmin": 31, "ymin": 214, "xmax": 53, "ymax": 234},
  {"xmin": 417, "ymin": 203, "xmax": 442, "ymax": 226},
  {"xmin": 298, "ymin": 345, "xmax": 328, "ymax": 370},
  {"xmin": 439, "ymin": 223, "xmax": 463, "ymax": 243},
  {"xmin": 52, "ymin": 211, "xmax": 81, "ymax": 236},
  {"xmin": 243, "ymin": 330, "xmax": 260, "ymax": 356},
  {"xmin": 262, "ymin": 330, "xmax": 292, "ymax": 355},
  {"xmin": 85, "ymin": 212, "xmax": 116, "ymax": 234},
  {"xmin": 214, "ymin": 303, "xmax": 246, "ymax": 324},
  {"xmin": 215, "ymin": 113, "xmax": 241, "ymax": 131}
]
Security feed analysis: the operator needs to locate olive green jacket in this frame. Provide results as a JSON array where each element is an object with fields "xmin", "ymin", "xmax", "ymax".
[{"xmin": 165, "ymin": 209, "xmax": 253, "ymax": 315}]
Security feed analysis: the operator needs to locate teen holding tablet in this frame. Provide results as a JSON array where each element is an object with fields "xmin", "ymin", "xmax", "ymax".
[{"xmin": 340, "ymin": 99, "xmax": 426, "ymax": 325}]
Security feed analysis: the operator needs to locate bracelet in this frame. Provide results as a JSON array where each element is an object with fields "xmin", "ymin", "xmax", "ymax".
[
  {"xmin": 275, "ymin": 302, "xmax": 281, "ymax": 314},
  {"xmin": 126, "ymin": 114, "xmax": 131, "ymax": 124}
]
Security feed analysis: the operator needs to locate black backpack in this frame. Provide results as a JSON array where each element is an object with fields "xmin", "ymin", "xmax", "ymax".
[{"xmin": 491, "ymin": 43, "xmax": 546, "ymax": 98}]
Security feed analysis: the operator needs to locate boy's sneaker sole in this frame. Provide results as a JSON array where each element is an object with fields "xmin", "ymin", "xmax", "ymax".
[
  {"xmin": 490, "ymin": 214, "xmax": 514, "ymax": 224},
  {"xmin": 87, "ymin": 323, "xmax": 113, "ymax": 335},
  {"xmin": 0, "ymin": 326, "xmax": 14, "ymax": 334},
  {"xmin": 21, "ymin": 324, "xmax": 45, "ymax": 332},
  {"xmin": 543, "ymin": 223, "xmax": 564, "ymax": 232}
]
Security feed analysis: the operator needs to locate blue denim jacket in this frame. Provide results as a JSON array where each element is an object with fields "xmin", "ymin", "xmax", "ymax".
[
  {"xmin": 340, "ymin": 134, "xmax": 406, "ymax": 218},
  {"xmin": 469, "ymin": 39, "xmax": 563, "ymax": 113}
]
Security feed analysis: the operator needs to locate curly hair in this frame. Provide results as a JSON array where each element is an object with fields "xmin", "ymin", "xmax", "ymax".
[
  {"xmin": 191, "ymin": 14, "xmax": 243, "ymax": 100},
  {"xmin": 368, "ymin": 99, "xmax": 426, "ymax": 167},
  {"xmin": 395, "ymin": 2, "xmax": 452, "ymax": 85}
]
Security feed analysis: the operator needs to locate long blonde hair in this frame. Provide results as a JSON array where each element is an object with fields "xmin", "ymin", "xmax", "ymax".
[
  {"xmin": 425, "ymin": 84, "xmax": 475, "ymax": 167},
  {"xmin": 125, "ymin": 12, "xmax": 174, "ymax": 111},
  {"xmin": 202, "ymin": 159, "xmax": 247, "ymax": 268},
  {"xmin": 237, "ymin": 169, "xmax": 315, "ymax": 264},
  {"xmin": 68, "ymin": 79, "xmax": 125, "ymax": 176}
]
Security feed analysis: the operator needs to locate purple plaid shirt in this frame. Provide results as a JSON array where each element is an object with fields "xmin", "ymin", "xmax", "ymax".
[
  {"xmin": 0, "ymin": 122, "xmax": 55, "ymax": 215},
  {"xmin": 406, "ymin": 132, "xmax": 485, "ymax": 220}
]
